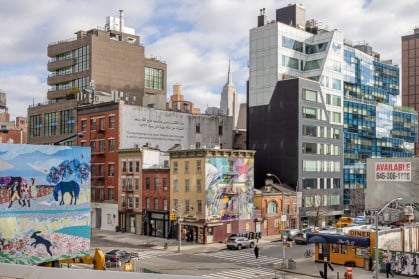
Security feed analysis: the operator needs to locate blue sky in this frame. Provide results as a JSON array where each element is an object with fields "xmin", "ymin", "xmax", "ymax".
[{"xmin": 0, "ymin": 0, "xmax": 418, "ymax": 120}]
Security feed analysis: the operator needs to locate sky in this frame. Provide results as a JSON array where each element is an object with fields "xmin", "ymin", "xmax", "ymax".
[{"xmin": 0, "ymin": 0, "xmax": 418, "ymax": 120}]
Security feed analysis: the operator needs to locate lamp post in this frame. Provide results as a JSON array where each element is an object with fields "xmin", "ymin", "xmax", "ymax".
[
  {"xmin": 375, "ymin": 197, "xmax": 402, "ymax": 279},
  {"xmin": 266, "ymin": 173, "xmax": 286, "ymax": 264},
  {"xmin": 173, "ymin": 204, "xmax": 186, "ymax": 253}
]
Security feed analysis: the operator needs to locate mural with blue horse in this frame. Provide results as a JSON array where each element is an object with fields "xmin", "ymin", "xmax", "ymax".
[{"xmin": 53, "ymin": 180, "xmax": 80, "ymax": 205}]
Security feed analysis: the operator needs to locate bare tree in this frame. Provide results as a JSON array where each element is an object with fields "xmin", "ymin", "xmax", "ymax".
[
  {"xmin": 304, "ymin": 189, "xmax": 331, "ymax": 227},
  {"xmin": 346, "ymin": 186, "xmax": 365, "ymax": 217}
]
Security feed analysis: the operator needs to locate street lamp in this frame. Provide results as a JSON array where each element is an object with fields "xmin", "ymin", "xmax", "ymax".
[
  {"xmin": 374, "ymin": 197, "xmax": 402, "ymax": 279},
  {"xmin": 266, "ymin": 173, "xmax": 286, "ymax": 265},
  {"xmin": 172, "ymin": 204, "xmax": 186, "ymax": 253}
]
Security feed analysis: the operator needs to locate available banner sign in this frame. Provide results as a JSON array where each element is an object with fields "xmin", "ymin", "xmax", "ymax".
[{"xmin": 375, "ymin": 162, "xmax": 411, "ymax": 181}]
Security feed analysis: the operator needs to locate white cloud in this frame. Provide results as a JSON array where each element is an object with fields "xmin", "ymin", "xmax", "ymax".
[{"xmin": 1, "ymin": 0, "xmax": 418, "ymax": 119}]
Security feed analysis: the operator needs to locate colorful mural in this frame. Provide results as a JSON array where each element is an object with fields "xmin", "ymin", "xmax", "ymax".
[
  {"xmin": 0, "ymin": 144, "xmax": 91, "ymax": 265},
  {"xmin": 205, "ymin": 157, "xmax": 254, "ymax": 221}
]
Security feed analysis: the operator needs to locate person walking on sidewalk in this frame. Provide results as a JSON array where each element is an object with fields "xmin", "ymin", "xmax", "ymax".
[
  {"xmin": 254, "ymin": 245, "xmax": 260, "ymax": 259},
  {"xmin": 386, "ymin": 258, "xmax": 394, "ymax": 278}
]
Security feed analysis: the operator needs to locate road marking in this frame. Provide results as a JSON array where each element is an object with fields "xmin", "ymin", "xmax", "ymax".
[
  {"xmin": 202, "ymin": 266, "xmax": 275, "ymax": 279},
  {"xmin": 200, "ymin": 250, "xmax": 282, "ymax": 266}
]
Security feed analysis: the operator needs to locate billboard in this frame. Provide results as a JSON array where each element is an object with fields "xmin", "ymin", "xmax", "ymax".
[
  {"xmin": 0, "ymin": 144, "xmax": 91, "ymax": 265},
  {"xmin": 375, "ymin": 162, "xmax": 411, "ymax": 181}
]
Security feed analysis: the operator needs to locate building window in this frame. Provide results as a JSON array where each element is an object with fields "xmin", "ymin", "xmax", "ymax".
[
  {"xmin": 60, "ymin": 109, "xmax": 75, "ymax": 134},
  {"xmin": 81, "ymin": 120, "xmax": 87, "ymax": 131},
  {"xmin": 99, "ymin": 140, "xmax": 105, "ymax": 152},
  {"xmin": 173, "ymin": 179, "xmax": 178, "ymax": 192},
  {"xmin": 282, "ymin": 55, "xmax": 299, "ymax": 70},
  {"xmin": 154, "ymin": 177, "xmax": 159, "ymax": 190},
  {"xmin": 129, "ymin": 161, "xmax": 133, "ymax": 173},
  {"xmin": 109, "ymin": 139, "xmax": 115, "ymax": 152},
  {"xmin": 30, "ymin": 114, "xmax": 42, "ymax": 138},
  {"xmin": 185, "ymin": 161, "xmax": 189, "ymax": 173},
  {"xmin": 196, "ymin": 123, "xmax": 200, "ymax": 133},
  {"xmin": 163, "ymin": 178, "xmax": 168, "ymax": 191},
  {"xmin": 108, "ymin": 164, "xmax": 115, "ymax": 176},
  {"xmin": 163, "ymin": 199, "xmax": 168, "ymax": 210},
  {"xmin": 267, "ymin": 201, "xmax": 277, "ymax": 214},
  {"xmin": 90, "ymin": 118, "xmax": 96, "ymax": 130},
  {"xmin": 145, "ymin": 177, "xmax": 150, "ymax": 190},
  {"xmin": 135, "ymin": 197, "xmax": 140, "ymax": 208},
  {"xmin": 145, "ymin": 67, "xmax": 164, "ymax": 90},
  {"xmin": 99, "ymin": 188, "xmax": 104, "ymax": 200},
  {"xmin": 173, "ymin": 199, "xmax": 178, "ymax": 209},
  {"xmin": 197, "ymin": 200, "xmax": 202, "ymax": 213},
  {"xmin": 185, "ymin": 179, "xmax": 190, "ymax": 192},
  {"xmin": 196, "ymin": 160, "xmax": 202, "ymax": 173},
  {"xmin": 44, "ymin": 112, "xmax": 58, "ymax": 136},
  {"xmin": 108, "ymin": 188, "xmax": 114, "ymax": 201},
  {"xmin": 122, "ymin": 161, "xmax": 127, "ymax": 172},
  {"xmin": 196, "ymin": 179, "xmax": 202, "ymax": 192},
  {"xmin": 341, "ymin": 245, "xmax": 347, "ymax": 254},
  {"xmin": 218, "ymin": 125, "xmax": 223, "ymax": 136},
  {"xmin": 154, "ymin": 198, "xmax": 158, "ymax": 209},
  {"xmin": 303, "ymin": 107, "xmax": 318, "ymax": 119},
  {"xmin": 99, "ymin": 165, "xmax": 104, "ymax": 176},
  {"xmin": 185, "ymin": 200, "xmax": 190, "ymax": 212},
  {"xmin": 90, "ymin": 141, "xmax": 96, "ymax": 152},
  {"xmin": 135, "ymin": 161, "xmax": 140, "ymax": 172},
  {"xmin": 303, "ymin": 89, "xmax": 318, "ymax": 102},
  {"xmin": 135, "ymin": 178, "xmax": 139, "ymax": 190},
  {"xmin": 146, "ymin": 198, "xmax": 150, "ymax": 209},
  {"xmin": 99, "ymin": 118, "xmax": 105, "ymax": 130},
  {"xmin": 173, "ymin": 161, "xmax": 178, "ymax": 173},
  {"xmin": 109, "ymin": 115, "xmax": 115, "ymax": 128},
  {"xmin": 332, "ymin": 243, "xmax": 339, "ymax": 253}
]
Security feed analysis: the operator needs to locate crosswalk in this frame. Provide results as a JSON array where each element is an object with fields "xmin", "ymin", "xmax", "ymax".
[
  {"xmin": 136, "ymin": 249, "xmax": 177, "ymax": 259},
  {"xmin": 202, "ymin": 266, "xmax": 277, "ymax": 279},
  {"xmin": 199, "ymin": 250, "xmax": 283, "ymax": 267}
]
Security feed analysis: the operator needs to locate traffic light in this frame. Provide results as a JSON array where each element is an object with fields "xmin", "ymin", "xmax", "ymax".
[{"xmin": 170, "ymin": 212, "xmax": 176, "ymax": 221}]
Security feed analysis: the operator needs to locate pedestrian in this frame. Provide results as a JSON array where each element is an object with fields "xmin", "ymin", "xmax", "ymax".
[
  {"xmin": 386, "ymin": 258, "xmax": 394, "ymax": 278},
  {"xmin": 254, "ymin": 244, "xmax": 260, "ymax": 259}
]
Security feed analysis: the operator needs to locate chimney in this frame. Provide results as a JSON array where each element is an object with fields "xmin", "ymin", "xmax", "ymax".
[
  {"xmin": 258, "ymin": 8, "xmax": 267, "ymax": 27},
  {"xmin": 119, "ymin": 9, "xmax": 124, "ymax": 41}
]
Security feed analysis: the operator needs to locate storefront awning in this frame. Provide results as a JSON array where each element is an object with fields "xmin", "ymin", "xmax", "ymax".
[{"xmin": 306, "ymin": 232, "xmax": 370, "ymax": 247}]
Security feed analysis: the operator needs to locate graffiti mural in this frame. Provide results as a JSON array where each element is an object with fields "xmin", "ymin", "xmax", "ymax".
[
  {"xmin": 205, "ymin": 157, "xmax": 254, "ymax": 221},
  {"xmin": 0, "ymin": 144, "xmax": 90, "ymax": 265}
]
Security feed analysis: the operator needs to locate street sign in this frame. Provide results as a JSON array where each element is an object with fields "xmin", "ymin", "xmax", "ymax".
[{"xmin": 281, "ymin": 215, "xmax": 287, "ymax": 222}]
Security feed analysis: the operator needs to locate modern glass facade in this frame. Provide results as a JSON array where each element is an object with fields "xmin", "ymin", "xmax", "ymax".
[{"xmin": 343, "ymin": 48, "xmax": 418, "ymax": 209}]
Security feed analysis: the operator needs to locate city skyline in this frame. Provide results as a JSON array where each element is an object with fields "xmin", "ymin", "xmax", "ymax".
[{"xmin": 0, "ymin": 0, "xmax": 417, "ymax": 119}]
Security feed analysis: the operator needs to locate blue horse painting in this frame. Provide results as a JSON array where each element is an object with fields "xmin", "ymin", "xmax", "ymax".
[{"xmin": 53, "ymin": 180, "xmax": 80, "ymax": 205}]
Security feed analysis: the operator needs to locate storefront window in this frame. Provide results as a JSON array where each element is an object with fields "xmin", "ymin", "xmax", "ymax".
[
  {"xmin": 332, "ymin": 243, "xmax": 339, "ymax": 253},
  {"xmin": 341, "ymin": 245, "xmax": 347, "ymax": 254}
]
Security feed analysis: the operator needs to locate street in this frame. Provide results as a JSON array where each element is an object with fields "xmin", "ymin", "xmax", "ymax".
[{"xmin": 91, "ymin": 230, "xmax": 316, "ymax": 278}]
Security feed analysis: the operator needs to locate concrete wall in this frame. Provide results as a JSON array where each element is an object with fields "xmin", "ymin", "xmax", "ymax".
[{"xmin": 0, "ymin": 263, "xmax": 207, "ymax": 279}]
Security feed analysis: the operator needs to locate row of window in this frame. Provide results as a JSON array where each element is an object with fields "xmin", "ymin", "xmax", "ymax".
[
  {"xmin": 145, "ymin": 67, "xmax": 164, "ymax": 90},
  {"xmin": 302, "ymin": 178, "xmax": 341, "ymax": 189},
  {"xmin": 302, "ymin": 142, "xmax": 341, "ymax": 156},
  {"xmin": 81, "ymin": 116, "xmax": 116, "ymax": 131},
  {"xmin": 172, "ymin": 199, "xmax": 203, "ymax": 213},
  {"xmin": 303, "ymin": 194, "xmax": 340, "ymax": 207},
  {"xmin": 303, "ymin": 106, "xmax": 342, "ymax": 123},
  {"xmin": 30, "ymin": 109, "xmax": 76, "ymax": 138},
  {"xmin": 303, "ymin": 124, "xmax": 341, "ymax": 139},
  {"xmin": 303, "ymin": 160, "xmax": 341, "ymax": 172},
  {"xmin": 172, "ymin": 160, "xmax": 202, "ymax": 174},
  {"xmin": 282, "ymin": 36, "xmax": 328, "ymax": 55},
  {"xmin": 267, "ymin": 201, "xmax": 297, "ymax": 215},
  {"xmin": 173, "ymin": 179, "xmax": 203, "ymax": 193}
]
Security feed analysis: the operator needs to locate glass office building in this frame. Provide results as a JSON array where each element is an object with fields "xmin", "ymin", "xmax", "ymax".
[{"xmin": 343, "ymin": 47, "xmax": 418, "ymax": 210}]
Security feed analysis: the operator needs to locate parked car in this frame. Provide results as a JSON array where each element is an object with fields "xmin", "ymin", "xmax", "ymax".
[
  {"xmin": 105, "ymin": 249, "xmax": 131, "ymax": 266},
  {"xmin": 293, "ymin": 233, "xmax": 308, "ymax": 245},
  {"xmin": 226, "ymin": 236, "xmax": 256, "ymax": 250},
  {"xmin": 282, "ymin": 229, "xmax": 300, "ymax": 241}
]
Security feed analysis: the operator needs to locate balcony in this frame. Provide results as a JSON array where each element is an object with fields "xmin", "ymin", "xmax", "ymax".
[{"xmin": 47, "ymin": 58, "xmax": 77, "ymax": 71}]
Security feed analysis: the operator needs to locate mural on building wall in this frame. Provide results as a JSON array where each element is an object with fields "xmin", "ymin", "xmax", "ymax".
[
  {"xmin": 0, "ymin": 144, "xmax": 91, "ymax": 265},
  {"xmin": 205, "ymin": 157, "xmax": 254, "ymax": 221}
]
